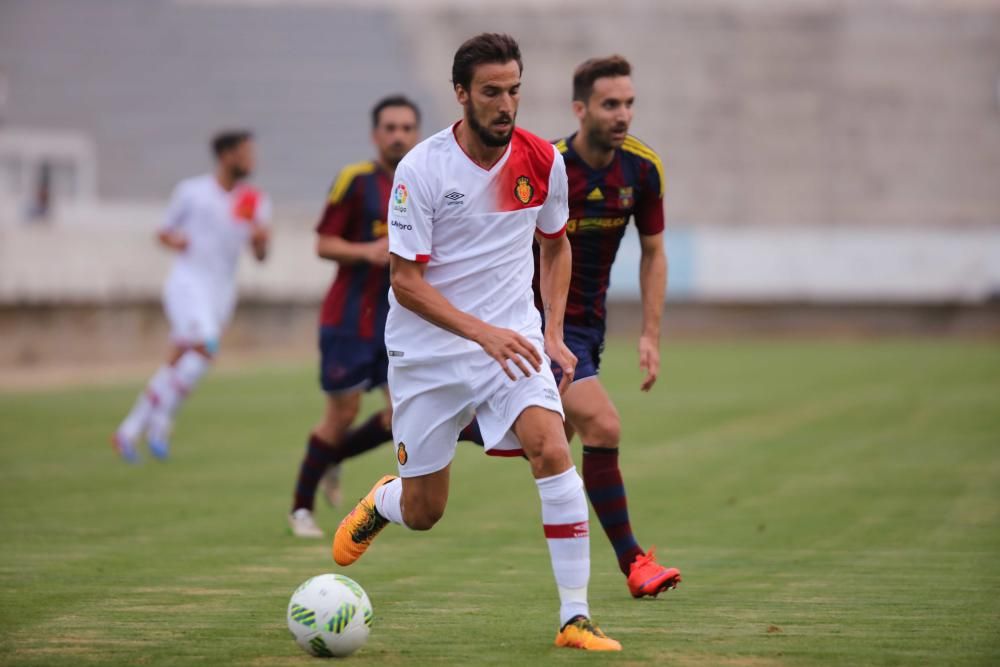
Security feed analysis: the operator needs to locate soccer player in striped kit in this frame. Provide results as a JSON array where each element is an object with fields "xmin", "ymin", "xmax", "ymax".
[
  {"xmin": 545, "ymin": 55, "xmax": 682, "ymax": 598},
  {"xmin": 287, "ymin": 96, "xmax": 421, "ymax": 538}
]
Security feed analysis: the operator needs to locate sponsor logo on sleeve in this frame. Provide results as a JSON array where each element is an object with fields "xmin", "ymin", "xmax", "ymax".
[
  {"xmin": 390, "ymin": 219, "xmax": 413, "ymax": 231},
  {"xmin": 514, "ymin": 176, "xmax": 534, "ymax": 205},
  {"xmin": 396, "ymin": 442, "xmax": 408, "ymax": 465},
  {"xmin": 392, "ymin": 183, "xmax": 408, "ymax": 214}
]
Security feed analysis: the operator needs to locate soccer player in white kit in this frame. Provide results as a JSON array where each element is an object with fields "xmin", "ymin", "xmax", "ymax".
[
  {"xmin": 332, "ymin": 34, "xmax": 621, "ymax": 651},
  {"xmin": 113, "ymin": 131, "xmax": 271, "ymax": 462}
]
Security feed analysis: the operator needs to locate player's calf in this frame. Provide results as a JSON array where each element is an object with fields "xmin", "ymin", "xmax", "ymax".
[{"xmin": 400, "ymin": 472, "xmax": 449, "ymax": 530}]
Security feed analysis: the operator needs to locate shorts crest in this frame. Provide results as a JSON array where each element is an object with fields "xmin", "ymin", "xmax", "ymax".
[{"xmin": 396, "ymin": 442, "xmax": 408, "ymax": 466}]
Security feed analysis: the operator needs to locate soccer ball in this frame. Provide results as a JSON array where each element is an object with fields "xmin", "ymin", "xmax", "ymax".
[{"xmin": 287, "ymin": 574, "xmax": 373, "ymax": 658}]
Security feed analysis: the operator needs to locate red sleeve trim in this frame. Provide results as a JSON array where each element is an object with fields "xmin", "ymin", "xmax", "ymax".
[
  {"xmin": 536, "ymin": 224, "xmax": 567, "ymax": 239},
  {"xmin": 414, "ymin": 254, "xmax": 431, "ymax": 263}
]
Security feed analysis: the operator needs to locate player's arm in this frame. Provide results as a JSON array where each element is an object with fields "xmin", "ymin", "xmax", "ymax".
[
  {"xmin": 638, "ymin": 231, "xmax": 666, "ymax": 391},
  {"xmin": 536, "ymin": 232, "xmax": 577, "ymax": 393},
  {"xmin": 157, "ymin": 182, "xmax": 190, "ymax": 252},
  {"xmin": 635, "ymin": 153, "xmax": 668, "ymax": 392},
  {"xmin": 250, "ymin": 225, "xmax": 269, "ymax": 262},
  {"xmin": 316, "ymin": 236, "xmax": 388, "ymax": 267},
  {"xmin": 315, "ymin": 172, "xmax": 388, "ymax": 267},
  {"xmin": 389, "ymin": 255, "xmax": 541, "ymax": 380},
  {"xmin": 249, "ymin": 193, "xmax": 272, "ymax": 262},
  {"xmin": 535, "ymin": 148, "xmax": 577, "ymax": 392}
]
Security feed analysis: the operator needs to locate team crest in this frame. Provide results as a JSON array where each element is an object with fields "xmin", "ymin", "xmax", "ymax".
[
  {"xmin": 372, "ymin": 219, "xmax": 388, "ymax": 237},
  {"xmin": 396, "ymin": 442, "xmax": 408, "ymax": 466},
  {"xmin": 618, "ymin": 187, "xmax": 634, "ymax": 209},
  {"xmin": 514, "ymin": 176, "xmax": 534, "ymax": 205}
]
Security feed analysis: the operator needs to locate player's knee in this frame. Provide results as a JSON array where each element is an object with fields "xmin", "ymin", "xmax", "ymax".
[
  {"xmin": 584, "ymin": 412, "xmax": 621, "ymax": 448},
  {"xmin": 325, "ymin": 399, "xmax": 359, "ymax": 432},
  {"xmin": 524, "ymin": 430, "xmax": 572, "ymax": 477},
  {"xmin": 339, "ymin": 405, "xmax": 360, "ymax": 429},
  {"xmin": 402, "ymin": 499, "xmax": 445, "ymax": 531}
]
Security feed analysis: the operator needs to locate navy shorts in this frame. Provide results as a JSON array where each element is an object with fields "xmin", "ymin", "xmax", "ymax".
[
  {"xmin": 319, "ymin": 327, "xmax": 388, "ymax": 394},
  {"xmin": 551, "ymin": 324, "xmax": 605, "ymax": 384}
]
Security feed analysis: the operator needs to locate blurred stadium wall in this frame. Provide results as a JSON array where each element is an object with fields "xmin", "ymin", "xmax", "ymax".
[{"xmin": 2, "ymin": 0, "xmax": 999, "ymax": 372}]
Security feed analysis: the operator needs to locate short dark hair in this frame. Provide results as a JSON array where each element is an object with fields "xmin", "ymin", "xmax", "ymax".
[
  {"xmin": 371, "ymin": 95, "xmax": 421, "ymax": 129},
  {"xmin": 211, "ymin": 130, "xmax": 252, "ymax": 158},
  {"xmin": 572, "ymin": 55, "xmax": 632, "ymax": 102},
  {"xmin": 451, "ymin": 33, "xmax": 522, "ymax": 91}
]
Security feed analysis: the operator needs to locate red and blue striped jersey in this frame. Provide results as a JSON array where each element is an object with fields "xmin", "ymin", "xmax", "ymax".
[
  {"xmin": 316, "ymin": 160, "xmax": 392, "ymax": 339},
  {"xmin": 539, "ymin": 133, "xmax": 665, "ymax": 330}
]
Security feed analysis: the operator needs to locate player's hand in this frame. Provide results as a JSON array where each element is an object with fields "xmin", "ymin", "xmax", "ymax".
[
  {"xmin": 476, "ymin": 324, "xmax": 542, "ymax": 381},
  {"xmin": 250, "ymin": 224, "xmax": 270, "ymax": 245},
  {"xmin": 545, "ymin": 335, "xmax": 578, "ymax": 395},
  {"xmin": 367, "ymin": 237, "xmax": 390, "ymax": 266},
  {"xmin": 159, "ymin": 230, "xmax": 189, "ymax": 252},
  {"xmin": 638, "ymin": 334, "xmax": 660, "ymax": 392}
]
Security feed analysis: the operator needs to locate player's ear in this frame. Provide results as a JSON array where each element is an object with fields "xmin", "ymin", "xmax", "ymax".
[
  {"xmin": 454, "ymin": 84, "xmax": 469, "ymax": 106},
  {"xmin": 572, "ymin": 99, "xmax": 587, "ymax": 122}
]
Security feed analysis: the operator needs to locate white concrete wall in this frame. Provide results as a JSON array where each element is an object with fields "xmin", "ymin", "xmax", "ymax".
[
  {"xmin": 611, "ymin": 226, "xmax": 1000, "ymax": 303},
  {"xmin": 4, "ymin": 209, "xmax": 999, "ymax": 304}
]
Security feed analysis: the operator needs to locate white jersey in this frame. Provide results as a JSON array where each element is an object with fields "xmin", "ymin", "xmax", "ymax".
[
  {"xmin": 161, "ymin": 173, "xmax": 272, "ymax": 302},
  {"xmin": 386, "ymin": 123, "xmax": 568, "ymax": 365}
]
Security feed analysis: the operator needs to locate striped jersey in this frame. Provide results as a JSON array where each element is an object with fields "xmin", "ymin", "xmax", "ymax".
[
  {"xmin": 316, "ymin": 160, "xmax": 392, "ymax": 339},
  {"xmin": 540, "ymin": 133, "xmax": 665, "ymax": 330}
]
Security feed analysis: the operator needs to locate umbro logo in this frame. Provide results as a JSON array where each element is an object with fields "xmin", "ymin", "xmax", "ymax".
[{"xmin": 444, "ymin": 191, "xmax": 465, "ymax": 201}]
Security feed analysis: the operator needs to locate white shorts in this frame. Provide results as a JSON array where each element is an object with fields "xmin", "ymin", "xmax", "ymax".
[
  {"xmin": 162, "ymin": 275, "xmax": 235, "ymax": 347},
  {"xmin": 388, "ymin": 335, "xmax": 564, "ymax": 478}
]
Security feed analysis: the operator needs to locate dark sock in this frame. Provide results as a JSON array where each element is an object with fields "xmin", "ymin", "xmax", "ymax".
[
  {"xmin": 333, "ymin": 412, "xmax": 393, "ymax": 463},
  {"xmin": 459, "ymin": 418, "xmax": 484, "ymax": 446},
  {"xmin": 292, "ymin": 434, "xmax": 338, "ymax": 512},
  {"xmin": 582, "ymin": 445, "xmax": 643, "ymax": 575}
]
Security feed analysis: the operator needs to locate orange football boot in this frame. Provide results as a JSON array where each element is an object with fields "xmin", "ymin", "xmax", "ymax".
[
  {"xmin": 554, "ymin": 615, "xmax": 622, "ymax": 651},
  {"xmin": 332, "ymin": 475, "xmax": 397, "ymax": 566},
  {"xmin": 627, "ymin": 547, "xmax": 681, "ymax": 598}
]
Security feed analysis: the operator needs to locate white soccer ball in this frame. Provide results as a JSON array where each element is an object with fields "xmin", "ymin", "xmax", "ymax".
[{"xmin": 287, "ymin": 574, "xmax": 373, "ymax": 658}]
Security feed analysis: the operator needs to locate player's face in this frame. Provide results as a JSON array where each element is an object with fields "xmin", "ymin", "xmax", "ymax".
[
  {"xmin": 457, "ymin": 60, "xmax": 521, "ymax": 147},
  {"xmin": 577, "ymin": 76, "xmax": 635, "ymax": 151},
  {"xmin": 224, "ymin": 140, "xmax": 256, "ymax": 181},
  {"xmin": 372, "ymin": 106, "xmax": 419, "ymax": 168}
]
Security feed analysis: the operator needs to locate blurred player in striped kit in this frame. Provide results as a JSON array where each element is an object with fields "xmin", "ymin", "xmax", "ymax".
[
  {"xmin": 287, "ymin": 96, "xmax": 421, "ymax": 538},
  {"xmin": 113, "ymin": 131, "xmax": 271, "ymax": 462}
]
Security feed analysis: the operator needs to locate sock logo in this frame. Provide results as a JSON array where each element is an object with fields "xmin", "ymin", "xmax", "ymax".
[{"xmin": 396, "ymin": 442, "xmax": 408, "ymax": 466}]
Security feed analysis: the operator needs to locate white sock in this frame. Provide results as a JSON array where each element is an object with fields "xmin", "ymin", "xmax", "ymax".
[
  {"xmin": 536, "ymin": 466, "xmax": 590, "ymax": 626},
  {"xmin": 147, "ymin": 351, "xmax": 211, "ymax": 440},
  {"xmin": 118, "ymin": 365, "xmax": 170, "ymax": 440},
  {"xmin": 374, "ymin": 478, "xmax": 405, "ymax": 526}
]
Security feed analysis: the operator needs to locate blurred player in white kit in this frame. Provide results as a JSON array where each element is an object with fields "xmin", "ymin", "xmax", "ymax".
[{"xmin": 112, "ymin": 130, "xmax": 271, "ymax": 462}]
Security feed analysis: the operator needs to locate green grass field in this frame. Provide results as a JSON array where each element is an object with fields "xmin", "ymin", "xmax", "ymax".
[{"xmin": 1, "ymin": 340, "xmax": 999, "ymax": 666}]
